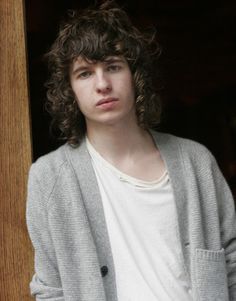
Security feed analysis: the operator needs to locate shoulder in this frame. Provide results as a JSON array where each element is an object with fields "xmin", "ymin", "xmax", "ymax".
[
  {"xmin": 28, "ymin": 143, "xmax": 84, "ymax": 202},
  {"xmin": 30, "ymin": 144, "xmax": 69, "ymax": 180},
  {"xmin": 151, "ymin": 130, "xmax": 216, "ymax": 167}
]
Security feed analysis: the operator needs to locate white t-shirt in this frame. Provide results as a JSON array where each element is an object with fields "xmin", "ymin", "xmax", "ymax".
[{"xmin": 86, "ymin": 138, "xmax": 193, "ymax": 301}]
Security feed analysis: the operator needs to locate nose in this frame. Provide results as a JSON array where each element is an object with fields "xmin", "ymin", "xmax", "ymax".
[{"xmin": 95, "ymin": 71, "xmax": 112, "ymax": 94}]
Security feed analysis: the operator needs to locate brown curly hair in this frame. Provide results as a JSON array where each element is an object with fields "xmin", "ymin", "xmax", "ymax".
[{"xmin": 45, "ymin": 0, "xmax": 162, "ymax": 146}]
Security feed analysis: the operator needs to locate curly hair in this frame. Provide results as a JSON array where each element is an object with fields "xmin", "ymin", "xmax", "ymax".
[{"xmin": 45, "ymin": 0, "xmax": 162, "ymax": 145}]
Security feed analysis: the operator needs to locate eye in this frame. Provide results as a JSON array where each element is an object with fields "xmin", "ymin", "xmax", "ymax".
[
  {"xmin": 107, "ymin": 65, "xmax": 121, "ymax": 72},
  {"xmin": 78, "ymin": 71, "xmax": 92, "ymax": 79}
]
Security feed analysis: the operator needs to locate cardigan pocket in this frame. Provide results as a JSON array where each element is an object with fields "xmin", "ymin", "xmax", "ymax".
[{"xmin": 193, "ymin": 248, "xmax": 229, "ymax": 301}]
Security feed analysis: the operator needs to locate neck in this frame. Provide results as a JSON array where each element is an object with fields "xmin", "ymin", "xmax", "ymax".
[
  {"xmin": 86, "ymin": 122, "xmax": 153, "ymax": 161},
  {"xmin": 85, "ymin": 121, "xmax": 166, "ymax": 182}
]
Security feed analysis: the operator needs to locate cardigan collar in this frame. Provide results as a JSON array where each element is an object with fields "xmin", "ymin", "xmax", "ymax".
[{"xmin": 65, "ymin": 138, "xmax": 118, "ymax": 301}]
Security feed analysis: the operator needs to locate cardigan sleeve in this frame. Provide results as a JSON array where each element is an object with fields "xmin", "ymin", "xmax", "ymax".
[
  {"xmin": 26, "ymin": 164, "xmax": 65, "ymax": 300},
  {"xmin": 210, "ymin": 156, "xmax": 236, "ymax": 300}
]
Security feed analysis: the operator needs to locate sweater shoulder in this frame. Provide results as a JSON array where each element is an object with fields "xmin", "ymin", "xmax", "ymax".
[
  {"xmin": 30, "ymin": 144, "xmax": 69, "ymax": 178},
  {"xmin": 28, "ymin": 144, "xmax": 76, "ymax": 202},
  {"xmin": 153, "ymin": 131, "xmax": 216, "ymax": 165},
  {"xmin": 173, "ymin": 135, "xmax": 215, "ymax": 164}
]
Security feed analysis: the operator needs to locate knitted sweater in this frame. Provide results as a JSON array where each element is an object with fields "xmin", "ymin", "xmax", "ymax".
[{"xmin": 26, "ymin": 131, "xmax": 236, "ymax": 301}]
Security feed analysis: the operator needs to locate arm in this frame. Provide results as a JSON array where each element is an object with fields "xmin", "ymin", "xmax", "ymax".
[
  {"xmin": 211, "ymin": 157, "xmax": 236, "ymax": 300},
  {"xmin": 26, "ymin": 165, "xmax": 64, "ymax": 300}
]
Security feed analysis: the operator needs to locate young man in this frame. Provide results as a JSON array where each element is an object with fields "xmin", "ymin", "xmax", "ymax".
[{"xmin": 26, "ymin": 1, "xmax": 236, "ymax": 300}]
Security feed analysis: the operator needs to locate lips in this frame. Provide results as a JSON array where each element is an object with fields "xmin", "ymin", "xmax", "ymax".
[{"xmin": 96, "ymin": 97, "xmax": 119, "ymax": 106}]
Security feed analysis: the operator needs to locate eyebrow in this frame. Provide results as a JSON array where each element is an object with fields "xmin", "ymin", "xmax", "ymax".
[
  {"xmin": 103, "ymin": 57, "xmax": 125, "ymax": 64},
  {"xmin": 71, "ymin": 57, "xmax": 125, "ymax": 76}
]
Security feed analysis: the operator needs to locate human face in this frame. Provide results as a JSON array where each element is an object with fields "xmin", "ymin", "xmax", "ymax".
[{"xmin": 70, "ymin": 56, "xmax": 136, "ymax": 130}]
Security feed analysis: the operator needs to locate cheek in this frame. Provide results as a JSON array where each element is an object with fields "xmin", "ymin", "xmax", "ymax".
[
  {"xmin": 73, "ymin": 92, "xmax": 90, "ymax": 115},
  {"xmin": 126, "ymin": 78, "xmax": 135, "ymax": 100},
  {"xmin": 126, "ymin": 73, "xmax": 135, "ymax": 93},
  {"xmin": 72, "ymin": 86, "xmax": 81, "ymax": 100},
  {"xmin": 72, "ymin": 88, "xmax": 85, "ymax": 108},
  {"xmin": 71, "ymin": 89, "xmax": 83, "ymax": 111},
  {"xmin": 118, "ymin": 74, "xmax": 135, "ymax": 95}
]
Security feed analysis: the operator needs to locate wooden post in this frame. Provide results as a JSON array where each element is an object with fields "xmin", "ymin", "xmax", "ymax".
[{"xmin": 0, "ymin": 0, "xmax": 34, "ymax": 299}]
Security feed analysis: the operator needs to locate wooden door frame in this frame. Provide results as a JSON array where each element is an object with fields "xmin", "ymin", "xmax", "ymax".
[{"xmin": 0, "ymin": 0, "xmax": 33, "ymax": 299}]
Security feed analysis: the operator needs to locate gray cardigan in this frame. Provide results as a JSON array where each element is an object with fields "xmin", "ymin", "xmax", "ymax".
[{"xmin": 26, "ymin": 131, "xmax": 236, "ymax": 301}]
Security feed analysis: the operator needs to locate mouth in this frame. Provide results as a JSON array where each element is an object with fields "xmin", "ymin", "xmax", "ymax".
[{"xmin": 96, "ymin": 97, "xmax": 119, "ymax": 106}]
